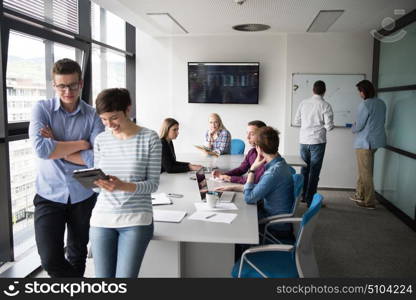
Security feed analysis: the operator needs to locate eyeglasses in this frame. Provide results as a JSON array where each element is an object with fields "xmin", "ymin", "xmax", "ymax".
[{"xmin": 54, "ymin": 82, "xmax": 80, "ymax": 91}]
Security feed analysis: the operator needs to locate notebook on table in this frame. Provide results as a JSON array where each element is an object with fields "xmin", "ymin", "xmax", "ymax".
[{"xmin": 153, "ymin": 210, "xmax": 186, "ymax": 223}]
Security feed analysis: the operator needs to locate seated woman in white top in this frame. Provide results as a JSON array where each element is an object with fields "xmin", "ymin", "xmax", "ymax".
[
  {"xmin": 89, "ymin": 88, "xmax": 161, "ymax": 278},
  {"xmin": 203, "ymin": 113, "xmax": 231, "ymax": 155}
]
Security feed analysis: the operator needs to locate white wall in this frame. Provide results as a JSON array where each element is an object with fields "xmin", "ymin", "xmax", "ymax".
[
  {"xmin": 283, "ymin": 33, "xmax": 373, "ymax": 188},
  {"xmin": 136, "ymin": 31, "xmax": 373, "ymax": 188},
  {"xmin": 136, "ymin": 33, "xmax": 288, "ymax": 153}
]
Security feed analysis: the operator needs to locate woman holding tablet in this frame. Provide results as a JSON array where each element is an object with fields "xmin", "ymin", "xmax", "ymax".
[
  {"xmin": 160, "ymin": 118, "xmax": 202, "ymax": 173},
  {"xmin": 90, "ymin": 88, "xmax": 161, "ymax": 278}
]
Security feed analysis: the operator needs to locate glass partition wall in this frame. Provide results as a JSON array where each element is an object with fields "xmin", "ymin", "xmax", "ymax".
[{"xmin": 373, "ymin": 11, "xmax": 416, "ymax": 228}]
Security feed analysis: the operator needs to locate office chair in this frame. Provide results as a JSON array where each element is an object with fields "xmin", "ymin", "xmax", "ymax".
[
  {"xmin": 259, "ymin": 173, "xmax": 304, "ymax": 244},
  {"xmin": 231, "ymin": 193, "xmax": 323, "ymax": 278},
  {"xmin": 230, "ymin": 139, "xmax": 245, "ymax": 154}
]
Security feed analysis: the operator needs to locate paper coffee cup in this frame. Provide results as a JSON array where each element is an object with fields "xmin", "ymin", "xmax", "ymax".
[{"xmin": 206, "ymin": 192, "xmax": 218, "ymax": 208}]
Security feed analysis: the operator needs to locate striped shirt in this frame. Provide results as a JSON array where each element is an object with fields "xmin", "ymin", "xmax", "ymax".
[{"xmin": 90, "ymin": 127, "xmax": 162, "ymax": 228}]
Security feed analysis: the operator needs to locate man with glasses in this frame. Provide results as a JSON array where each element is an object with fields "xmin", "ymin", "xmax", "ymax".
[{"xmin": 29, "ymin": 58, "xmax": 104, "ymax": 277}]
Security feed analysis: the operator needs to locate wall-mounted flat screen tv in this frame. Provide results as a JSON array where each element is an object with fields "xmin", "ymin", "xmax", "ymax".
[{"xmin": 188, "ymin": 62, "xmax": 259, "ymax": 104}]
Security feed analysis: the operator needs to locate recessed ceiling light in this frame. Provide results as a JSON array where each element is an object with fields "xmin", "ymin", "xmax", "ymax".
[
  {"xmin": 307, "ymin": 10, "xmax": 345, "ymax": 32},
  {"xmin": 232, "ymin": 24, "xmax": 270, "ymax": 32},
  {"xmin": 146, "ymin": 13, "xmax": 188, "ymax": 34}
]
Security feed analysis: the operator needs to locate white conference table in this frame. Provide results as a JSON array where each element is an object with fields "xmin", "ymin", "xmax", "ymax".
[
  {"xmin": 176, "ymin": 152, "xmax": 306, "ymax": 169},
  {"xmin": 139, "ymin": 173, "xmax": 259, "ymax": 278},
  {"xmin": 139, "ymin": 152, "xmax": 305, "ymax": 277}
]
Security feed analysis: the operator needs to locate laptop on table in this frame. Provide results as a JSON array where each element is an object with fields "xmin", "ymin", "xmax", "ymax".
[{"xmin": 196, "ymin": 168, "xmax": 235, "ymax": 203}]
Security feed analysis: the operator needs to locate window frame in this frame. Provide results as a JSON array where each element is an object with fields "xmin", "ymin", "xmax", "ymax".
[{"xmin": 0, "ymin": 0, "xmax": 136, "ymax": 272}]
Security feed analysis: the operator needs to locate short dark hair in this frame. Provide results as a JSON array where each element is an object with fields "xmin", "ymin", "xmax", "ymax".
[
  {"xmin": 95, "ymin": 88, "xmax": 131, "ymax": 115},
  {"xmin": 52, "ymin": 58, "xmax": 82, "ymax": 81},
  {"xmin": 313, "ymin": 80, "xmax": 326, "ymax": 95},
  {"xmin": 248, "ymin": 120, "xmax": 267, "ymax": 128},
  {"xmin": 255, "ymin": 126, "xmax": 280, "ymax": 155},
  {"xmin": 356, "ymin": 80, "xmax": 375, "ymax": 99}
]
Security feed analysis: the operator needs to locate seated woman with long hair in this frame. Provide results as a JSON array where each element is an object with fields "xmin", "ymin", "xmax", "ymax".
[{"xmin": 160, "ymin": 118, "xmax": 202, "ymax": 173}]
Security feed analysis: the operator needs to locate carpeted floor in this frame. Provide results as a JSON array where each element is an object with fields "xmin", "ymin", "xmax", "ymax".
[{"xmin": 303, "ymin": 190, "xmax": 416, "ymax": 277}]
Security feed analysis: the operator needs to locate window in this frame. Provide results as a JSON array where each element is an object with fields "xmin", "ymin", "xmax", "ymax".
[
  {"xmin": 6, "ymin": 31, "xmax": 82, "ymax": 123},
  {"xmin": 0, "ymin": 0, "xmax": 135, "ymax": 274},
  {"xmin": 6, "ymin": 32, "xmax": 46, "ymax": 123},
  {"xmin": 8, "ymin": 139, "xmax": 37, "ymax": 260},
  {"xmin": 91, "ymin": 2, "xmax": 125, "ymax": 50},
  {"xmin": 3, "ymin": 0, "xmax": 79, "ymax": 34},
  {"xmin": 91, "ymin": 44, "xmax": 126, "ymax": 103},
  {"xmin": 89, "ymin": 2, "xmax": 131, "ymax": 104}
]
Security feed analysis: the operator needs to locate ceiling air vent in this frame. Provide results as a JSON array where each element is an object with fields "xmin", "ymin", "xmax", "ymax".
[{"xmin": 232, "ymin": 24, "xmax": 270, "ymax": 32}]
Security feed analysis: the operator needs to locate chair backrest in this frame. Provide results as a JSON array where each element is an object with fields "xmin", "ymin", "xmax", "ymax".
[
  {"xmin": 230, "ymin": 139, "xmax": 245, "ymax": 154},
  {"xmin": 295, "ymin": 193, "xmax": 322, "ymax": 278},
  {"xmin": 291, "ymin": 173, "xmax": 304, "ymax": 212}
]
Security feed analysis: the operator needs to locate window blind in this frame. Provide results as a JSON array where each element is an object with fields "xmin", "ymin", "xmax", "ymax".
[{"xmin": 4, "ymin": 0, "xmax": 79, "ymax": 34}]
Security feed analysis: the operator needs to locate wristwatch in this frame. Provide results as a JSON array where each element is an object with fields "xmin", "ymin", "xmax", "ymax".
[{"xmin": 248, "ymin": 169, "xmax": 255, "ymax": 173}]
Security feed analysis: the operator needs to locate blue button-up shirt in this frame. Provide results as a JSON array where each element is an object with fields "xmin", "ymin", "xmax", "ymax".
[
  {"xmin": 29, "ymin": 97, "xmax": 104, "ymax": 204},
  {"xmin": 244, "ymin": 156, "xmax": 294, "ymax": 220},
  {"xmin": 352, "ymin": 97, "xmax": 386, "ymax": 149}
]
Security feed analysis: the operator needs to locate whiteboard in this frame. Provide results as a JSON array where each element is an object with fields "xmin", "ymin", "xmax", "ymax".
[{"xmin": 291, "ymin": 73, "xmax": 365, "ymax": 127}]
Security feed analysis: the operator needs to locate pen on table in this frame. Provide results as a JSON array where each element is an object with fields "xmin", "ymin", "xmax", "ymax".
[{"xmin": 205, "ymin": 213, "xmax": 216, "ymax": 219}]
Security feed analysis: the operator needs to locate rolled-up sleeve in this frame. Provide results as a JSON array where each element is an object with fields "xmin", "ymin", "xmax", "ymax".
[
  {"xmin": 80, "ymin": 149, "xmax": 94, "ymax": 168},
  {"xmin": 29, "ymin": 103, "xmax": 57, "ymax": 159},
  {"xmin": 324, "ymin": 103, "xmax": 334, "ymax": 132},
  {"xmin": 294, "ymin": 104, "xmax": 302, "ymax": 126},
  {"xmin": 352, "ymin": 102, "xmax": 369, "ymax": 133},
  {"xmin": 243, "ymin": 171, "xmax": 274, "ymax": 204},
  {"xmin": 82, "ymin": 114, "xmax": 104, "ymax": 168},
  {"xmin": 92, "ymin": 136, "xmax": 101, "ymax": 193}
]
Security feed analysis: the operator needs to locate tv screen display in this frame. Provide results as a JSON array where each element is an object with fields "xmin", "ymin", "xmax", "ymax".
[{"xmin": 188, "ymin": 62, "xmax": 259, "ymax": 104}]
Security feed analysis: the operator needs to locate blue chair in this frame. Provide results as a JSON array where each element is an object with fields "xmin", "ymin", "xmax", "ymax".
[
  {"xmin": 230, "ymin": 139, "xmax": 245, "ymax": 154},
  {"xmin": 231, "ymin": 194, "xmax": 323, "ymax": 278},
  {"xmin": 259, "ymin": 173, "xmax": 304, "ymax": 244}
]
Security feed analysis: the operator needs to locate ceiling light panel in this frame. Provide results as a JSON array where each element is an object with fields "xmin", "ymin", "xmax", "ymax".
[
  {"xmin": 146, "ymin": 13, "xmax": 188, "ymax": 34},
  {"xmin": 307, "ymin": 10, "xmax": 345, "ymax": 32}
]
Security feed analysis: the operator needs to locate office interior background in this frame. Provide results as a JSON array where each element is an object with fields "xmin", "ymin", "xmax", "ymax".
[{"xmin": 0, "ymin": 0, "xmax": 415, "ymax": 277}]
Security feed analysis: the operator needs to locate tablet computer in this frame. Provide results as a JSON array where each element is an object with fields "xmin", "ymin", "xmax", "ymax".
[{"xmin": 72, "ymin": 168, "xmax": 109, "ymax": 189}]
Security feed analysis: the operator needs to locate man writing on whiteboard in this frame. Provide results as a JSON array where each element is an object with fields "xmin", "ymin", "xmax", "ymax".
[{"xmin": 294, "ymin": 80, "xmax": 334, "ymax": 207}]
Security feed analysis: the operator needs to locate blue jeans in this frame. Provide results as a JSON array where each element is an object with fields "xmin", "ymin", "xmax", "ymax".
[
  {"xmin": 300, "ymin": 143, "xmax": 326, "ymax": 206},
  {"xmin": 90, "ymin": 223, "xmax": 154, "ymax": 278}
]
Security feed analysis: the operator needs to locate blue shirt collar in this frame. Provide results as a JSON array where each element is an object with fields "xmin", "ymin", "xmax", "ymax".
[
  {"xmin": 265, "ymin": 155, "xmax": 284, "ymax": 170},
  {"xmin": 53, "ymin": 97, "xmax": 85, "ymax": 115}
]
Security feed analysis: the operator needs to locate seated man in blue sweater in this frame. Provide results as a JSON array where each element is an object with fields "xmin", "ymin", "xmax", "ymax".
[{"xmin": 216, "ymin": 126, "xmax": 294, "ymax": 250}]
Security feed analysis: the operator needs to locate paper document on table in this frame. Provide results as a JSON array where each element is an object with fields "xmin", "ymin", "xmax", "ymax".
[
  {"xmin": 188, "ymin": 211, "xmax": 237, "ymax": 224},
  {"xmin": 194, "ymin": 145, "xmax": 219, "ymax": 157},
  {"xmin": 151, "ymin": 193, "xmax": 172, "ymax": 205},
  {"xmin": 194, "ymin": 202, "xmax": 238, "ymax": 211},
  {"xmin": 153, "ymin": 210, "xmax": 186, "ymax": 223}
]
